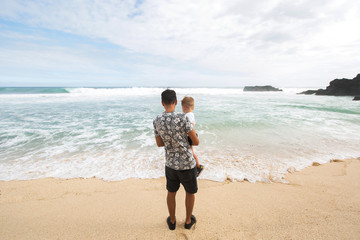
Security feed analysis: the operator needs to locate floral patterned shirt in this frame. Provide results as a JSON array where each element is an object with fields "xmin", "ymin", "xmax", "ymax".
[{"xmin": 153, "ymin": 111, "xmax": 196, "ymax": 170}]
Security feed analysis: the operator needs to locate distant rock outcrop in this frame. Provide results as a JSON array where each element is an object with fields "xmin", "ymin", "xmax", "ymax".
[
  {"xmin": 298, "ymin": 90, "xmax": 318, "ymax": 95},
  {"xmin": 243, "ymin": 85, "xmax": 283, "ymax": 92},
  {"xmin": 298, "ymin": 74, "xmax": 360, "ymax": 98}
]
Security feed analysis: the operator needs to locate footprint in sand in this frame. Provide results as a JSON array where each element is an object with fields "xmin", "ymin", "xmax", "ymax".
[{"xmin": 177, "ymin": 232, "xmax": 189, "ymax": 240}]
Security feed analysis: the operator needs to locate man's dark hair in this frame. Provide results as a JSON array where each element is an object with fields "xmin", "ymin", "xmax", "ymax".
[{"xmin": 161, "ymin": 89, "xmax": 177, "ymax": 105}]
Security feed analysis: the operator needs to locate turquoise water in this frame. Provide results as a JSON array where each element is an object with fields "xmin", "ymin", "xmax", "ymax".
[
  {"xmin": 0, "ymin": 87, "xmax": 70, "ymax": 94},
  {"xmin": 0, "ymin": 87, "xmax": 359, "ymax": 182}
]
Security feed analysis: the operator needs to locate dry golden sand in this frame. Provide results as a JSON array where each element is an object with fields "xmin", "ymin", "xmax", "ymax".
[{"xmin": 1, "ymin": 158, "xmax": 359, "ymax": 240}]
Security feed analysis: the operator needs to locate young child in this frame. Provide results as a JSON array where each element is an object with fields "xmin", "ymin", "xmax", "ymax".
[{"xmin": 181, "ymin": 96, "xmax": 204, "ymax": 177}]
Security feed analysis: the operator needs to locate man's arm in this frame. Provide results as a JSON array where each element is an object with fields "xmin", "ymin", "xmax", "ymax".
[
  {"xmin": 188, "ymin": 129, "xmax": 199, "ymax": 146},
  {"xmin": 155, "ymin": 135, "xmax": 165, "ymax": 147}
]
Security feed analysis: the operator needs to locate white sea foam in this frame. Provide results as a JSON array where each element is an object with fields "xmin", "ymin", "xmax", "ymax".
[
  {"xmin": 64, "ymin": 87, "xmax": 310, "ymax": 96},
  {"xmin": 66, "ymin": 87, "xmax": 245, "ymax": 96},
  {"xmin": 66, "ymin": 87, "xmax": 164, "ymax": 96}
]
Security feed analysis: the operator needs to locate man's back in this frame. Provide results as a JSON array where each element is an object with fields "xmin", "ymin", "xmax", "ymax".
[{"xmin": 153, "ymin": 111, "xmax": 196, "ymax": 170}]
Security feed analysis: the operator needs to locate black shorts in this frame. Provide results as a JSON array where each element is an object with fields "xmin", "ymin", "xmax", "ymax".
[{"xmin": 165, "ymin": 166, "xmax": 198, "ymax": 194}]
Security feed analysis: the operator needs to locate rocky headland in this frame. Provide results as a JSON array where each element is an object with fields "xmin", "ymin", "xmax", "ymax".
[
  {"xmin": 299, "ymin": 74, "xmax": 360, "ymax": 100},
  {"xmin": 243, "ymin": 85, "xmax": 283, "ymax": 92}
]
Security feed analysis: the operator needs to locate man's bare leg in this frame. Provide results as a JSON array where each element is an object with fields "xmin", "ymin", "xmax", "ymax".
[
  {"xmin": 167, "ymin": 191, "xmax": 177, "ymax": 224},
  {"xmin": 185, "ymin": 191, "xmax": 195, "ymax": 224}
]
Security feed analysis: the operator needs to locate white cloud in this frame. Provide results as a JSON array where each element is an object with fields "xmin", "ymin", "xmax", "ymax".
[{"xmin": 0, "ymin": 0, "xmax": 360, "ymax": 86}]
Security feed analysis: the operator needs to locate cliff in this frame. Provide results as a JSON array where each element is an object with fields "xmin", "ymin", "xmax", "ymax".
[{"xmin": 299, "ymin": 74, "xmax": 360, "ymax": 99}]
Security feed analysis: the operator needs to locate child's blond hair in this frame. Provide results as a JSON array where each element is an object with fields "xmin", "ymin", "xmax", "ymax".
[{"xmin": 181, "ymin": 96, "xmax": 194, "ymax": 110}]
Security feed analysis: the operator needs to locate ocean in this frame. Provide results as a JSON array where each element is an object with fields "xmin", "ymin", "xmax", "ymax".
[{"xmin": 0, "ymin": 87, "xmax": 359, "ymax": 182}]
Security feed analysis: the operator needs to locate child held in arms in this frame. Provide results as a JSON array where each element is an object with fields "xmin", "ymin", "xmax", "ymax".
[{"xmin": 181, "ymin": 96, "xmax": 204, "ymax": 176}]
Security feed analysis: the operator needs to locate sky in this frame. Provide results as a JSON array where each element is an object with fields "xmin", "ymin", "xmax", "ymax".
[{"xmin": 0, "ymin": 0, "xmax": 359, "ymax": 88}]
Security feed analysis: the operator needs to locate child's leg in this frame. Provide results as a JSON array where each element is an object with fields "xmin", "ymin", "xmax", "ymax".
[{"xmin": 191, "ymin": 146, "xmax": 200, "ymax": 168}]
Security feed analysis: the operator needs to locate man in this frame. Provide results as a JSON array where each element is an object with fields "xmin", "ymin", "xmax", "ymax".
[{"xmin": 153, "ymin": 89, "xmax": 199, "ymax": 230}]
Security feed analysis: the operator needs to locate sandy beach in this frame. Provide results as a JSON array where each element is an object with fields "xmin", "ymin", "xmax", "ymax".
[{"xmin": 1, "ymin": 158, "xmax": 359, "ymax": 240}]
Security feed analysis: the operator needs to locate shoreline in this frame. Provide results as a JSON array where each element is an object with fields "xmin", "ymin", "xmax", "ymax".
[{"xmin": 1, "ymin": 157, "xmax": 359, "ymax": 239}]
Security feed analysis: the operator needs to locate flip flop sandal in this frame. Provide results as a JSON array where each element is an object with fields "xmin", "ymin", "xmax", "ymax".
[
  {"xmin": 184, "ymin": 215, "xmax": 196, "ymax": 230},
  {"xmin": 167, "ymin": 216, "xmax": 176, "ymax": 230}
]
